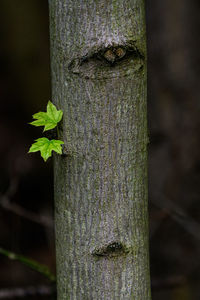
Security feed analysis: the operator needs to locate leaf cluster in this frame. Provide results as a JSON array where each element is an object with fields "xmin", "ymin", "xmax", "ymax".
[{"xmin": 28, "ymin": 101, "xmax": 64, "ymax": 161}]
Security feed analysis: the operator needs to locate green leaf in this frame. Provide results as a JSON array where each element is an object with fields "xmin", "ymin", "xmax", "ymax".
[
  {"xmin": 28, "ymin": 137, "xmax": 64, "ymax": 161},
  {"xmin": 29, "ymin": 101, "xmax": 63, "ymax": 131}
]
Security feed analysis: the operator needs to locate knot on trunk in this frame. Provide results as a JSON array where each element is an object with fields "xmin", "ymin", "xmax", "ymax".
[
  {"xmin": 91, "ymin": 242, "xmax": 129, "ymax": 258},
  {"xmin": 68, "ymin": 41, "xmax": 145, "ymax": 79}
]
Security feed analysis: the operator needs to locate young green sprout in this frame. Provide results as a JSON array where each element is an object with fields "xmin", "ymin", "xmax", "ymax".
[{"xmin": 28, "ymin": 101, "xmax": 64, "ymax": 161}]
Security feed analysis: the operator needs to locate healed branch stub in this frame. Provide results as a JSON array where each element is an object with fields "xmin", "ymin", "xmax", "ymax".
[
  {"xmin": 68, "ymin": 42, "xmax": 145, "ymax": 79},
  {"xmin": 49, "ymin": 0, "xmax": 151, "ymax": 299}
]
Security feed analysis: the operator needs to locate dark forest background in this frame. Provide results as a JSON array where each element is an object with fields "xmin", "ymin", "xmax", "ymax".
[{"xmin": 0, "ymin": 1, "xmax": 199, "ymax": 299}]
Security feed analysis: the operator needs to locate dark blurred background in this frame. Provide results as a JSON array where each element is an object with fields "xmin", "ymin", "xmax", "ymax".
[{"xmin": 0, "ymin": 1, "xmax": 199, "ymax": 299}]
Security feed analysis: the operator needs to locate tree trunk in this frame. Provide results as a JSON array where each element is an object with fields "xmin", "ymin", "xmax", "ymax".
[{"xmin": 48, "ymin": 0, "xmax": 151, "ymax": 299}]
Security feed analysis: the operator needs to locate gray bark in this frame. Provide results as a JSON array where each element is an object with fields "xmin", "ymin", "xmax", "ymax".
[{"xmin": 48, "ymin": 0, "xmax": 151, "ymax": 299}]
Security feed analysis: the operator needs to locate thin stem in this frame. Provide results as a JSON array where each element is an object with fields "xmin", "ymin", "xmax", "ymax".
[{"xmin": 0, "ymin": 247, "xmax": 56, "ymax": 282}]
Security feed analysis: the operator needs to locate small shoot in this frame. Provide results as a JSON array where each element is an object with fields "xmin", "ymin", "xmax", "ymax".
[
  {"xmin": 29, "ymin": 101, "xmax": 63, "ymax": 131},
  {"xmin": 29, "ymin": 138, "xmax": 64, "ymax": 162},
  {"xmin": 28, "ymin": 101, "xmax": 64, "ymax": 161}
]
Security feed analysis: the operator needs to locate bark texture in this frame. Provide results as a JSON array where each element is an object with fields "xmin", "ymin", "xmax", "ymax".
[{"xmin": 48, "ymin": 0, "xmax": 151, "ymax": 299}]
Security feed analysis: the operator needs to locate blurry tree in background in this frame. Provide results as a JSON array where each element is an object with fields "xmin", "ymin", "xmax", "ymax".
[
  {"xmin": 147, "ymin": 1, "xmax": 200, "ymax": 299},
  {"xmin": 0, "ymin": 1, "xmax": 55, "ymax": 299},
  {"xmin": 0, "ymin": 0, "xmax": 199, "ymax": 300}
]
